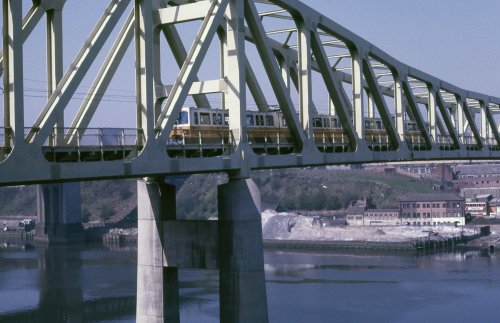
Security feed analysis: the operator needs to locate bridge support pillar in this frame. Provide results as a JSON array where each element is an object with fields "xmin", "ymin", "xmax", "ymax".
[
  {"xmin": 218, "ymin": 177, "xmax": 269, "ymax": 323},
  {"xmin": 136, "ymin": 178, "xmax": 180, "ymax": 323},
  {"xmin": 35, "ymin": 183, "xmax": 84, "ymax": 244}
]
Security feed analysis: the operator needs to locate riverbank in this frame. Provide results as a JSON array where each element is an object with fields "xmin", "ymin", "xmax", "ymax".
[
  {"xmin": 96, "ymin": 210, "xmax": 487, "ymax": 251},
  {"xmin": 263, "ymin": 234, "xmax": 481, "ymax": 252}
]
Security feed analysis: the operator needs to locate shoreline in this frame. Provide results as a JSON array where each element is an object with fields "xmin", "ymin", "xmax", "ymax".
[{"xmin": 263, "ymin": 233, "xmax": 482, "ymax": 252}]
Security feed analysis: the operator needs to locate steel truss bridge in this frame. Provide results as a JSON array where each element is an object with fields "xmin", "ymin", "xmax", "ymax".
[{"xmin": 1, "ymin": 0, "xmax": 499, "ymax": 185}]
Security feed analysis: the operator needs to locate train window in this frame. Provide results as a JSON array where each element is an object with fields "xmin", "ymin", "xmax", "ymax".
[
  {"xmin": 200, "ymin": 112, "xmax": 210, "ymax": 125},
  {"xmin": 376, "ymin": 121, "xmax": 382, "ymax": 129},
  {"xmin": 255, "ymin": 115, "xmax": 264, "ymax": 126},
  {"xmin": 194, "ymin": 112, "xmax": 199, "ymax": 125},
  {"xmin": 178, "ymin": 111, "xmax": 189, "ymax": 124},
  {"xmin": 282, "ymin": 117, "xmax": 287, "ymax": 127},
  {"xmin": 331, "ymin": 118, "xmax": 338, "ymax": 128},
  {"xmin": 323, "ymin": 118, "xmax": 330, "ymax": 127},
  {"xmin": 212, "ymin": 113, "xmax": 223, "ymax": 125},
  {"xmin": 313, "ymin": 118, "xmax": 322, "ymax": 128},
  {"xmin": 224, "ymin": 113, "xmax": 229, "ymax": 125},
  {"xmin": 365, "ymin": 120, "xmax": 370, "ymax": 129},
  {"xmin": 246, "ymin": 114, "xmax": 254, "ymax": 126},
  {"xmin": 265, "ymin": 115, "xmax": 274, "ymax": 126}
]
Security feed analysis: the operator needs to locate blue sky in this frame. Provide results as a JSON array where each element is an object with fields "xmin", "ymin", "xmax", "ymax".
[
  {"xmin": 301, "ymin": 0, "xmax": 500, "ymax": 96},
  {"xmin": 8, "ymin": 1, "xmax": 500, "ymax": 128}
]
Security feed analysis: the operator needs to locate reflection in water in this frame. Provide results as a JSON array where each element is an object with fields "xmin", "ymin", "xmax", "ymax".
[
  {"xmin": 0, "ymin": 244, "xmax": 136, "ymax": 323},
  {"xmin": 1, "ymin": 243, "xmax": 500, "ymax": 323},
  {"xmin": 37, "ymin": 246, "xmax": 84, "ymax": 322}
]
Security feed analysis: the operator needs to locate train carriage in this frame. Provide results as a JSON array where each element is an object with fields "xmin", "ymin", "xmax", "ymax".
[{"xmin": 167, "ymin": 107, "xmax": 429, "ymax": 157}]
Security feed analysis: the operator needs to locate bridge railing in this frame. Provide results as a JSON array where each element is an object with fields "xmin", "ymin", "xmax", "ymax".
[
  {"xmin": 38, "ymin": 127, "xmax": 142, "ymax": 148},
  {"xmin": 38, "ymin": 127, "xmax": 142, "ymax": 162}
]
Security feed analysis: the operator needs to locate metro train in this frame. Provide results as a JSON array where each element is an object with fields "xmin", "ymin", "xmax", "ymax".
[{"xmin": 167, "ymin": 106, "xmax": 426, "ymax": 157}]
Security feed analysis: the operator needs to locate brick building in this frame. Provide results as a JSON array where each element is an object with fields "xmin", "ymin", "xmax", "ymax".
[
  {"xmin": 400, "ymin": 193, "xmax": 465, "ymax": 226},
  {"xmin": 363, "ymin": 209, "xmax": 400, "ymax": 226}
]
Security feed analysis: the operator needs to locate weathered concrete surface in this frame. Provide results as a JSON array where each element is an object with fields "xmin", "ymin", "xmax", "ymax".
[
  {"xmin": 218, "ymin": 178, "xmax": 269, "ymax": 323},
  {"xmin": 136, "ymin": 179, "xmax": 179, "ymax": 323},
  {"xmin": 35, "ymin": 183, "xmax": 84, "ymax": 244},
  {"xmin": 163, "ymin": 220, "xmax": 219, "ymax": 269}
]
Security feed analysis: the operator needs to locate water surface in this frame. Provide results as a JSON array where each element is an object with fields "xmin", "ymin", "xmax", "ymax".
[{"xmin": 0, "ymin": 242, "xmax": 498, "ymax": 322}]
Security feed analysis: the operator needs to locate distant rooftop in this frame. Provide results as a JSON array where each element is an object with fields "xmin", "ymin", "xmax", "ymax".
[
  {"xmin": 455, "ymin": 164, "xmax": 500, "ymax": 176},
  {"xmin": 365, "ymin": 209, "xmax": 399, "ymax": 213},
  {"xmin": 346, "ymin": 205, "xmax": 366, "ymax": 215},
  {"xmin": 400, "ymin": 193, "xmax": 463, "ymax": 202}
]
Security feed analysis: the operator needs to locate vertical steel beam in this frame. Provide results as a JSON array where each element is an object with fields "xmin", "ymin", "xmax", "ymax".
[
  {"xmin": 352, "ymin": 54, "xmax": 364, "ymax": 139},
  {"xmin": 219, "ymin": 27, "xmax": 227, "ymax": 111},
  {"xmin": 480, "ymin": 100, "xmax": 488, "ymax": 141},
  {"xmin": 2, "ymin": 0, "xmax": 24, "ymax": 149},
  {"xmin": 297, "ymin": 19, "xmax": 313, "ymax": 138},
  {"xmin": 427, "ymin": 85, "xmax": 436, "ymax": 140},
  {"xmin": 0, "ymin": 3, "xmax": 45, "ymax": 74},
  {"xmin": 456, "ymin": 97, "xmax": 464, "ymax": 141},
  {"xmin": 135, "ymin": 0, "xmax": 154, "ymax": 145},
  {"xmin": 328, "ymin": 94, "xmax": 336, "ymax": 116},
  {"xmin": 367, "ymin": 92, "xmax": 374, "ymax": 118},
  {"xmin": 225, "ymin": 0, "xmax": 246, "ymax": 146},
  {"xmin": 46, "ymin": 6, "xmax": 64, "ymax": 145},
  {"xmin": 278, "ymin": 55, "xmax": 290, "ymax": 94},
  {"xmin": 394, "ymin": 79, "xmax": 405, "ymax": 140}
]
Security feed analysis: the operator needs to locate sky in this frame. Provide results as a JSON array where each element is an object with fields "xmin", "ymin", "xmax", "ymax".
[
  {"xmin": 5, "ymin": 0, "xmax": 500, "ymax": 129},
  {"xmin": 300, "ymin": 0, "xmax": 500, "ymax": 96}
]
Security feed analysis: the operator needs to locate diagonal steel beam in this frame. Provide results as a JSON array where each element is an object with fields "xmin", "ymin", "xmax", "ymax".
[
  {"xmin": 244, "ymin": 0, "xmax": 305, "ymax": 148},
  {"xmin": 484, "ymin": 102, "xmax": 500, "ymax": 147},
  {"xmin": 161, "ymin": 24, "xmax": 212, "ymax": 109},
  {"xmin": 156, "ymin": 0, "xmax": 229, "ymax": 141},
  {"xmin": 401, "ymin": 79, "xmax": 432, "ymax": 149},
  {"xmin": 310, "ymin": 29, "xmax": 357, "ymax": 150},
  {"xmin": 435, "ymin": 90, "xmax": 460, "ymax": 147},
  {"xmin": 462, "ymin": 100, "xmax": 483, "ymax": 148},
  {"xmin": 27, "ymin": 0, "xmax": 132, "ymax": 147},
  {"xmin": 65, "ymin": 9, "xmax": 135, "ymax": 144},
  {"xmin": 245, "ymin": 56, "xmax": 269, "ymax": 112},
  {"xmin": 362, "ymin": 58, "xmax": 400, "ymax": 150}
]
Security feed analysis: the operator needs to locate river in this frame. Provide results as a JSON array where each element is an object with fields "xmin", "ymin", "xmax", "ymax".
[{"xmin": 0, "ymin": 241, "xmax": 499, "ymax": 322}]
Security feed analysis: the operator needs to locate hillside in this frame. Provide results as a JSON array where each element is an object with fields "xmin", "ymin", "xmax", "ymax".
[{"xmin": 0, "ymin": 167, "xmax": 444, "ymax": 221}]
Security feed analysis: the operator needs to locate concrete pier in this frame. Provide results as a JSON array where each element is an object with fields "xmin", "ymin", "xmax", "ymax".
[
  {"xmin": 136, "ymin": 176, "xmax": 268, "ymax": 322},
  {"xmin": 35, "ymin": 183, "xmax": 84, "ymax": 244},
  {"xmin": 218, "ymin": 177, "xmax": 269, "ymax": 323},
  {"xmin": 136, "ymin": 178, "xmax": 179, "ymax": 323}
]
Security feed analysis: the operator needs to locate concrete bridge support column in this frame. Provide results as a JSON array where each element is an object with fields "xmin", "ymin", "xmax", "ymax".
[
  {"xmin": 218, "ymin": 177, "xmax": 269, "ymax": 323},
  {"xmin": 136, "ymin": 178, "xmax": 180, "ymax": 323},
  {"xmin": 36, "ymin": 183, "xmax": 84, "ymax": 244}
]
